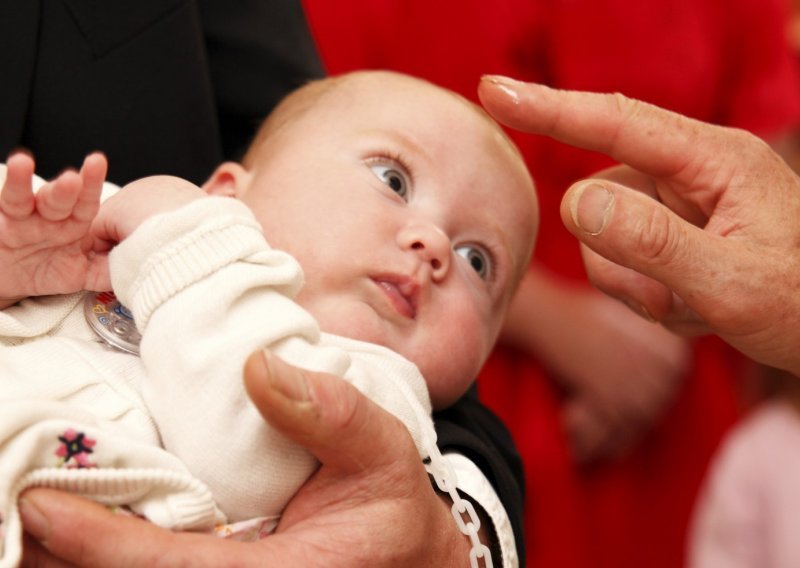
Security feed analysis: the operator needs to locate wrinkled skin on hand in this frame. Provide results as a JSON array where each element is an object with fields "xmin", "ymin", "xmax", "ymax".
[{"xmin": 480, "ymin": 76, "xmax": 800, "ymax": 377}]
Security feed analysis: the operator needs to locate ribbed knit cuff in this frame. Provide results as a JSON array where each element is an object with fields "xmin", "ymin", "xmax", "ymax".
[{"xmin": 110, "ymin": 198, "xmax": 267, "ymax": 330}]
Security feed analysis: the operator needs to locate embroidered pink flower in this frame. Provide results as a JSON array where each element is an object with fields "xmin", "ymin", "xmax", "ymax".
[{"xmin": 55, "ymin": 428, "xmax": 97, "ymax": 468}]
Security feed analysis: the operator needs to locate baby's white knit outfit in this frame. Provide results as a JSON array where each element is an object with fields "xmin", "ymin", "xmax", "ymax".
[{"xmin": 0, "ymin": 197, "xmax": 435, "ymax": 567}]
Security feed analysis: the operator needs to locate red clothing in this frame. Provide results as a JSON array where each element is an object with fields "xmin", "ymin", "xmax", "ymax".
[{"xmin": 302, "ymin": 1, "xmax": 800, "ymax": 566}]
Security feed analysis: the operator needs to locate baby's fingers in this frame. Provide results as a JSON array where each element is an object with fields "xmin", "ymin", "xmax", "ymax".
[
  {"xmin": 0, "ymin": 153, "xmax": 36, "ymax": 219},
  {"xmin": 35, "ymin": 169, "xmax": 83, "ymax": 221},
  {"xmin": 73, "ymin": 152, "xmax": 107, "ymax": 222},
  {"xmin": 37, "ymin": 153, "xmax": 107, "ymax": 222}
]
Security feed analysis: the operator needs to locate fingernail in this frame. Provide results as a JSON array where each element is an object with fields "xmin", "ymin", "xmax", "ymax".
[
  {"xmin": 263, "ymin": 350, "xmax": 309, "ymax": 402},
  {"xmin": 570, "ymin": 183, "xmax": 614, "ymax": 235},
  {"xmin": 481, "ymin": 75, "xmax": 520, "ymax": 105},
  {"xmin": 19, "ymin": 497, "xmax": 50, "ymax": 542}
]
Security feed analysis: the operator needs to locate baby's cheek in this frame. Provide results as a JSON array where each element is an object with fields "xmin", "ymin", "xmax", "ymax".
[{"xmin": 427, "ymin": 306, "xmax": 492, "ymax": 409}]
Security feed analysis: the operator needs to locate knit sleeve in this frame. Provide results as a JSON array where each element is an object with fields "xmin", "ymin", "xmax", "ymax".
[{"xmin": 109, "ymin": 196, "xmax": 432, "ymax": 522}]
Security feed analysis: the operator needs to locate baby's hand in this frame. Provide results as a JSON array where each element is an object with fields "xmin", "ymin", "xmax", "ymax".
[
  {"xmin": 91, "ymin": 175, "xmax": 207, "ymax": 251},
  {"xmin": 0, "ymin": 152, "xmax": 109, "ymax": 304}
]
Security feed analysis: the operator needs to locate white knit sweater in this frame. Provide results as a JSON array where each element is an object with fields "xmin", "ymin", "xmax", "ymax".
[{"xmin": 0, "ymin": 196, "xmax": 434, "ymax": 567}]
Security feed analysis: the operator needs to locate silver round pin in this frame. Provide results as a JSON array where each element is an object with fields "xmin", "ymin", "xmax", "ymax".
[{"xmin": 84, "ymin": 291, "xmax": 141, "ymax": 355}]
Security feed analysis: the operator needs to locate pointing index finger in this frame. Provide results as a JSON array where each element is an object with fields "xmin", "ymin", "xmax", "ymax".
[{"xmin": 478, "ymin": 75, "xmax": 720, "ymax": 180}]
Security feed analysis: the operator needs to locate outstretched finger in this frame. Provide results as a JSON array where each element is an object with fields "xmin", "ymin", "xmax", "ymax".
[
  {"xmin": 1, "ymin": 153, "xmax": 36, "ymax": 219},
  {"xmin": 477, "ymin": 76, "xmax": 751, "ymax": 208},
  {"xmin": 74, "ymin": 152, "xmax": 108, "ymax": 222}
]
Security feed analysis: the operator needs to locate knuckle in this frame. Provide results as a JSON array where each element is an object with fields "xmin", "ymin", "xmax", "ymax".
[
  {"xmin": 606, "ymin": 92, "xmax": 653, "ymax": 154},
  {"xmin": 326, "ymin": 377, "xmax": 364, "ymax": 432},
  {"xmin": 724, "ymin": 126, "xmax": 777, "ymax": 168},
  {"xmin": 610, "ymin": 91, "xmax": 638, "ymax": 116},
  {"xmin": 610, "ymin": 91, "xmax": 650, "ymax": 130},
  {"xmin": 632, "ymin": 204, "xmax": 681, "ymax": 265},
  {"xmin": 729, "ymin": 126, "xmax": 767, "ymax": 152}
]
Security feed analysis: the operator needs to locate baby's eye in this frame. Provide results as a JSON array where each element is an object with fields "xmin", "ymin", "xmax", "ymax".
[
  {"xmin": 455, "ymin": 245, "xmax": 491, "ymax": 280},
  {"xmin": 370, "ymin": 163, "xmax": 409, "ymax": 199}
]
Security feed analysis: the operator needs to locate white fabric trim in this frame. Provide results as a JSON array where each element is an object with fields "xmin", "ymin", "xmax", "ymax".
[{"xmin": 444, "ymin": 453, "xmax": 518, "ymax": 568}]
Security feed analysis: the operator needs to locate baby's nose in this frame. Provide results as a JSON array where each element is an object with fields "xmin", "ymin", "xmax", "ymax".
[{"xmin": 398, "ymin": 222, "xmax": 451, "ymax": 281}]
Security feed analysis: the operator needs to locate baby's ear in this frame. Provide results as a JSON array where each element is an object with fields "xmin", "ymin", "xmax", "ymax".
[{"xmin": 202, "ymin": 162, "xmax": 251, "ymax": 197}]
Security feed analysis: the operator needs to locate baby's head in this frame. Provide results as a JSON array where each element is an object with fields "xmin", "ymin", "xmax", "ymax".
[{"xmin": 204, "ymin": 71, "xmax": 538, "ymax": 408}]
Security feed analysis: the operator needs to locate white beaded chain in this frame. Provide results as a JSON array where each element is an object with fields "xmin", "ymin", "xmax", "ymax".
[{"xmin": 424, "ymin": 439, "xmax": 494, "ymax": 568}]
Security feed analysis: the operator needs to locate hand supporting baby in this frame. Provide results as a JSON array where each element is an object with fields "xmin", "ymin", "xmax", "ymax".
[{"xmin": 20, "ymin": 351, "xmax": 472, "ymax": 568}]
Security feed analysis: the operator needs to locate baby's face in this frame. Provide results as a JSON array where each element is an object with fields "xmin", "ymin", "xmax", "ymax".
[{"xmin": 239, "ymin": 74, "xmax": 537, "ymax": 408}]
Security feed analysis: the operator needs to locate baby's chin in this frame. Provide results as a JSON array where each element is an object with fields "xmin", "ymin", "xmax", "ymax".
[
  {"xmin": 313, "ymin": 304, "xmax": 396, "ymax": 349},
  {"xmin": 309, "ymin": 301, "xmax": 486, "ymax": 407},
  {"xmin": 427, "ymin": 368, "xmax": 482, "ymax": 410},
  {"xmin": 408, "ymin": 346, "xmax": 486, "ymax": 411}
]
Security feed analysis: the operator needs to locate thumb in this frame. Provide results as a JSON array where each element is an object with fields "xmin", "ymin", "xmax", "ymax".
[
  {"xmin": 560, "ymin": 180, "xmax": 723, "ymax": 324},
  {"xmin": 244, "ymin": 350, "xmax": 417, "ymax": 473}
]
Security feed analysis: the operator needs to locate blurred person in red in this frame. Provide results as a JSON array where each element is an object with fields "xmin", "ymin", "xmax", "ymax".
[{"xmin": 301, "ymin": 1, "xmax": 800, "ymax": 567}]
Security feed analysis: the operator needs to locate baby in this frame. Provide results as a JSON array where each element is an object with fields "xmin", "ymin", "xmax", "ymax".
[{"xmin": 0, "ymin": 71, "xmax": 537, "ymax": 565}]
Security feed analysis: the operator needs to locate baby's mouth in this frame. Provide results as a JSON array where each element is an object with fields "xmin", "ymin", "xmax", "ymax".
[{"xmin": 372, "ymin": 276, "xmax": 418, "ymax": 319}]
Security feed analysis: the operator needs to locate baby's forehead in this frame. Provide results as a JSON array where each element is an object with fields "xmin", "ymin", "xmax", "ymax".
[
  {"xmin": 341, "ymin": 74, "xmax": 538, "ymax": 249},
  {"xmin": 288, "ymin": 72, "xmax": 540, "ymax": 270},
  {"xmin": 340, "ymin": 77, "xmax": 521, "ymax": 156}
]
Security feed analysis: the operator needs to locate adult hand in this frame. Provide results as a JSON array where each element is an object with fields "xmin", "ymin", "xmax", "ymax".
[
  {"xmin": 21, "ymin": 351, "xmax": 470, "ymax": 567},
  {"xmin": 479, "ymin": 76, "xmax": 800, "ymax": 377}
]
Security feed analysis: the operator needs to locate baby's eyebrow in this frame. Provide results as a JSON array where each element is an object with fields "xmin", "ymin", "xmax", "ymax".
[{"xmin": 359, "ymin": 128, "xmax": 429, "ymax": 161}]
